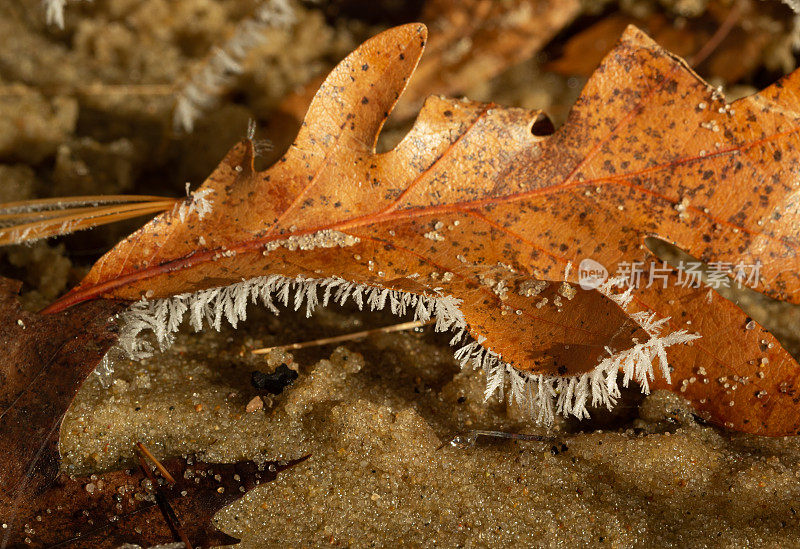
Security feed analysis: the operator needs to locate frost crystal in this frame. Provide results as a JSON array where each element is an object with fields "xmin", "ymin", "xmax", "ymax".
[
  {"xmin": 464, "ymin": 309, "xmax": 698, "ymax": 425},
  {"xmin": 173, "ymin": 0, "xmax": 298, "ymax": 132},
  {"xmin": 111, "ymin": 275, "xmax": 465, "ymax": 361},
  {"xmin": 175, "ymin": 188, "xmax": 214, "ymax": 223},
  {"xmin": 263, "ymin": 230, "xmax": 360, "ymax": 253},
  {"xmin": 106, "ymin": 273, "xmax": 699, "ymax": 426},
  {"xmin": 43, "ymin": 0, "xmax": 68, "ymax": 28}
]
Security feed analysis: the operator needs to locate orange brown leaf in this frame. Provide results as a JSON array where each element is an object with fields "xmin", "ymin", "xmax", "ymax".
[{"xmin": 45, "ymin": 23, "xmax": 800, "ymax": 435}]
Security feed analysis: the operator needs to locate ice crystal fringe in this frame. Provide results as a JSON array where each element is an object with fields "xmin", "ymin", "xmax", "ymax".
[
  {"xmin": 173, "ymin": 0, "xmax": 298, "ymax": 133},
  {"xmin": 782, "ymin": 0, "xmax": 800, "ymax": 14},
  {"xmin": 43, "ymin": 0, "xmax": 69, "ymax": 29},
  {"xmin": 106, "ymin": 274, "xmax": 699, "ymax": 425},
  {"xmin": 175, "ymin": 186, "xmax": 214, "ymax": 222},
  {"xmin": 466, "ymin": 311, "xmax": 698, "ymax": 425},
  {"xmin": 112, "ymin": 274, "xmax": 466, "ymax": 361}
]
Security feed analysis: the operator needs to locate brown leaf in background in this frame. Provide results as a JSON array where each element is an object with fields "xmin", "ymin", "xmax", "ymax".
[
  {"xmin": 0, "ymin": 279, "xmax": 305, "ymax": 547},
  {"xmin": 44, "ymin": 23, "xmax": 800, "ymax": 435},
  {"xmin": 278, "ymin": 0, "xmax": 580, "ymax": 125},
  {"xmin": 546, "ymin": 0, "xmax": 789, "ymax": 82},
  {"xmin": 391, "ymin": 0, "xmax": 581, "ymax": 119},
  {"xmin": 0, "ymin": 277, "xmax": 122, "ymax": 547}
]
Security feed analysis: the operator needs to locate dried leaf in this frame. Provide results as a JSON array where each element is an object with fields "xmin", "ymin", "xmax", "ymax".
[
  {"xmin": 0, "ymin": 276, "xmax": 117, "ymax": 544},
  {"xmin": 547, "ymin": 1, "xmax": 788, "ymax": 82},
  {"xmin": 46, "ymin": 25, "xmax": 652, "ymax": 420},
  {"xmin": 0, "ymin": 279, "xmax": 304, "ymax": 546},
  {"xmin": 44, "ymin": 24, "xmax": 800, "ymax": 435},
  {"xmin": 5, "ymin": 455, "xmax": 307, "ymax": 548}
]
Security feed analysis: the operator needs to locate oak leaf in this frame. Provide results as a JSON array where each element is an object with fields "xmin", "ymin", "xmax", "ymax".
[{"xmin": 44, "ymin": 23, "xmax": 800, "ymax": 436}]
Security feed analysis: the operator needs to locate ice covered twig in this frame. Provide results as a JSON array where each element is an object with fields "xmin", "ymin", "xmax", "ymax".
[{"xmin": 0, "ymin": 195, "xmax": 176, "ymax": 246}]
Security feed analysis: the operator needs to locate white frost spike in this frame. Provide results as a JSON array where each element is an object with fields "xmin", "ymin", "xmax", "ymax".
[
  {"xmin": 106, "ymin": 272, "xmax": 699, "ymax": 426},
  {"xmin": 176, "ymin": 188, "xmax": 214, "ymax": 223},
  {"xmin": 459, "ymin": 282, "xmax": 699, "ymax": 425},
  {"xmin": 110, "ymin": 273, "xmax": 469, "ymax": 365},
  {"xmin": 173, "ymin": 0, "xmax": 298, "ymax": 132},
  {"xmin": 472, "ymin": 319, "xmax": 697, "ymax": 425},
  {"xmin": 43, "ymin": 0, "xmax": 68, "ymax": 28}
]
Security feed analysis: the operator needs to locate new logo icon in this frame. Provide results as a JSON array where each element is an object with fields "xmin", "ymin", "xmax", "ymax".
[{"xmin": 578, "ymin": 258, "xmax": 608, "ymax": 290}]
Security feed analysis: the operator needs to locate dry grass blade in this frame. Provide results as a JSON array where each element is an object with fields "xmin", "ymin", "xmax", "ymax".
[
  {"xmin": 0, "ymin": 195, "xmax": 177, "ymax": 246},
  {"xmin": 251, "ymin": 320, "xmax": 430, "ymax": 354},
  {"xmin": 136, "ymin": 441, "xmax": 177, "ymax": 484},
  {"xmin": 0, "ymin": 194, "xmax": 173, "ymax": 213},
  {"xmin": 135, "ymin": 450, "xmax": 193, "ymax": 549}
]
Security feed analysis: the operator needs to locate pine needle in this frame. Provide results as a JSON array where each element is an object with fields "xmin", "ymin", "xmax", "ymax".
[
  {"xmin": 449, "ymin": 430, "xmax": 553, "ymax": 449},
  {"xmin": 136, "ymin": 441, "xmax": 177, "ymax": 484},
  {"xmin": 252, "ymin": 319, "xmax": 430, "ymax": 354},
  {"xmin": 135, "ymin": 445, "xmax": 192, "ymax": 549},
  {"xmin": 0, "ymin": 194, "xmax": 172, "ymax": 213},
  {"xmin": 0, "ymin": 195, "xmax": 176, "ymax": 246}
]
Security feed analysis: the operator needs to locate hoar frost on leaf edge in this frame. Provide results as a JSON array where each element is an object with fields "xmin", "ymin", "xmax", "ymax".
[{"xmin": 99, "ymin": 274, "xmax": 699, "ymax": 426}]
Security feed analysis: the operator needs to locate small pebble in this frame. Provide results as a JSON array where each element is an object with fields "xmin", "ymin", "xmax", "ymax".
[{"xmin": 246, "ymin": 396, "xmax": 264, "ymax": 413}]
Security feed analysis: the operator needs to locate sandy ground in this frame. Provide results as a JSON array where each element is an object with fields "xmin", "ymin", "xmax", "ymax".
[
  {"xmin": 61, "ymin": 305, "xmax": 800, "ymax": 547},
  {"xmin": 3, "ymin": 0, "xmax": 800, "ymax": 547}
]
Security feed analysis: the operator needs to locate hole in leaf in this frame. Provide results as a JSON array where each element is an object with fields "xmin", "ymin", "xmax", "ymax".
[
  {"xmin": 529, "ymin": 112, "xmax": 555, "ymax": 137},
  {"xmin": 644, "ymin": 236, "xmax": 800, "ymax": 358}
]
